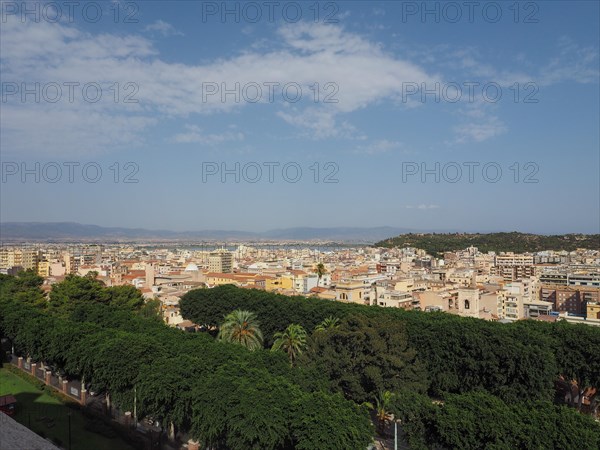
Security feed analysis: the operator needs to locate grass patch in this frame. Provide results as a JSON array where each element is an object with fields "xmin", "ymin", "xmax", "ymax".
[{"xmin": 0, "ymin": 367, "xmax": 135, "ymax": 450}]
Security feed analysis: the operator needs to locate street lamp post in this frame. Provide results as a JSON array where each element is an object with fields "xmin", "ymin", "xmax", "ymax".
[
  {"xmin": 393, "ymin": 417, "xmax": 401, "ymax": 450},
  {"xmin": 68, "ymin": 411, "xmax": 72, "ymax": 450}
]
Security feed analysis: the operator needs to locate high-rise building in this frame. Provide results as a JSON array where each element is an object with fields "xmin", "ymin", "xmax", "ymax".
[
  {"xmin": 492, "ymin": 254, "xmax": 535, "ymax": 282},
  {"xmin": 208, "ymin": 249, "xmax": 233, "ymax": 273}
]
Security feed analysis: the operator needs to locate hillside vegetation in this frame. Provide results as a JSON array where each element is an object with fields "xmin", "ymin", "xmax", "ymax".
[{"xmin": 375, "ymin": 232, "xmax": 600, "ymax": 256}]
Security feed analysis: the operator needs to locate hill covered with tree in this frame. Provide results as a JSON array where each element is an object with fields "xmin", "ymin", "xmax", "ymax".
[{"xmin": 374, "ymin": 232, "xmax": 600, "ymax": 256}]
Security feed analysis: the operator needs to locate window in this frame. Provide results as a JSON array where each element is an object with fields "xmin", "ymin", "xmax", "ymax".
[{"xmin": 465, "ymin": 299, "xmax": 470, "ymax": 310}]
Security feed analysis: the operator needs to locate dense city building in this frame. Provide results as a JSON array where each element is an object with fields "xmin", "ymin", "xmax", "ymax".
[{"xmin": 1, "ymin": 242, "xmax": 598, "ymax": 327}]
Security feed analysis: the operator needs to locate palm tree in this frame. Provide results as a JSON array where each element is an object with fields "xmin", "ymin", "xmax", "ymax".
[
  {"xmin": 314, "ymin": 316, "xmax": 340, "ymax": 332},
  {"xmin": 271, "ymin": 324, "xmax": 307, "ymax": 366},
  {"xmin": 218, "ymin": 310, "xmax": 263, "ymax": 351},
  {"xmin": 374, "ymin": 390, "xmax": 395, "ymax": 435},
  {"xmin": 314, "ymin": 263, "xmax": 326, "ymax": 287}
]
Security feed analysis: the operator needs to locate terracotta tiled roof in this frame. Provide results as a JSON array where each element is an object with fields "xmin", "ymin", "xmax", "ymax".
[{"xmin": 310, "ymin": 287, "xmax": 328, "ymax": 293}]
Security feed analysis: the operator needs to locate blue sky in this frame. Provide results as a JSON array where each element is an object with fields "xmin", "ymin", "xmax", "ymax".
[{"xmin": 1, "ymin": 1, "xmax": 598, "ymax": 234}]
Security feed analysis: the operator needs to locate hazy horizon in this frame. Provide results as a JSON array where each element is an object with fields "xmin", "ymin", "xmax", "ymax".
[{"xmin": 1, "ymin": 221, "xmax": 598, "ymax": 237}]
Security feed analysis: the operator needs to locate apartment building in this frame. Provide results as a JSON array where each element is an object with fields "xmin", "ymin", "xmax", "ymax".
[
  {"xmin": 393, "ymin": 277, "xmax": 428, "ymax": 292},
  {"xmin": 539, "ymin": 269, "xmax": 600, "ymax": 287},
  {"xmin": 491, "ymin": 253, "xmax": 536, "ymax": 282},
  {"xmin": 373, "ymin": 289, "xmax": 415, "ymax": 309},
  {"xmin": 523, "ymin": 299, "xmax": 553, "ymax": 319},
  {"xmin": 37, "ymin": 260, "xmax": 51, "ymax": 277},
  {"xmin": 497, "ymin": 290, "xmax": 523, "ymax": 321},
  {"xmin": 290, "ymin": 272, "xmax": 318, "ymax": 294},
  {"xmin": 0, "ymin": 248, "xmax": 41, "ymax": 272},
  {"xmin": 208, "ymin": 249, "xmax": 233, "ymax": 273},
  {"xmin": 540, "ymin": 286, "xmax": 598, "ymax": 316}
]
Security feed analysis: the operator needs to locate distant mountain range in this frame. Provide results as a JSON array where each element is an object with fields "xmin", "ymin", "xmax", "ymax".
[{"xmin": 0, "ymin": 222, "xmax": 419, "ymax": 243}]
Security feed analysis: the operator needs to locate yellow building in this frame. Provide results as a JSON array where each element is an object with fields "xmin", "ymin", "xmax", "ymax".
[
  {"xmin": 277, "ymin": 274, "xmax": 294, "ymax": 291},
  {"xmin": 334, "ymin": 281, "xmax": 368, "ymax": 305},
  {"xmin": 37, "ymin": 260, "xmax": 51, "ymax": 277},
  {"xmin": 205, "ymin": 273, "xmax": 241, "ymax": 286},
  {"xmin": 264, "ymin": 275, "xmax": 293, "ymax": 292},
  {"xmin": 0, "ymin": 248, "xmax": 40, "ymax": 271},
  {"xmin": 394, "ymin": 277, "xmax": 428, "ymax": 292},
  {"xmin": 587, "ymin": 302, "xmax": 600, "ymax": 320}
]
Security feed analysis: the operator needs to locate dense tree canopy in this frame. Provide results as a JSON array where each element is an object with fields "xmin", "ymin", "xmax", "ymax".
[
  {"xmin": 390, "ymin": 391, "xmax": 600, "ymax": 450},
  {"xmin": 2, "ymin": 275, "xmax": 600, "ymax": 449},
  {"xmin": 0, "ymin": 275, "xmax": 374, "ymax": 449},
  {"xmin": 302, "ymin": 314, "xmax": 427, "ymax": 403},
  {"xmin": 374, "ymin": 232, "xmax": 600, "ymax": 256},
  {"xmin": 48, "ymin": 273, "xmax": 145, "ymax": 314},
  {"xmin": 0, "ymin": 271, "xmax": 45, "ymax": 307},
  {"xmin": 180, "ymin": 285, "xmax": 582, "ymax": 403}
]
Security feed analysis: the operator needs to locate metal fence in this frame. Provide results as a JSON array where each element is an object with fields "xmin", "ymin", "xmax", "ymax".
[{"xmin": 5, "ymin": 352, "xmax": 159, "ymax": 449}]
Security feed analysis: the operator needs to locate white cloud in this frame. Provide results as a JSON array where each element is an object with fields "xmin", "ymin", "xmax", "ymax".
[
  {"xmin": 539, "ymin": 37, "xmax": 599, "ymax": 85},
  {"xmin": 0, "ymin": 106, "xmax": 156, "ymax": 157},
  {"xmin": 4, "ymin": 15, "xmax": 595, "ymax": 156},
  {"xmin": 276, "ymin": 107, "xmax": 365, "ymax": 140},
  {"xmin": 144, "ymin": 20, "xmax": 184, "ymax": 37},
  {"xmin": 354, "ymin": 139, "xmax": 403, "ymax": 155},
  {"xmin": 1, "ymin": 18, "xmax": 438, "ymax": 155},
  {"xmin": 173, "ymin": 125, "xmax": 245, "ymax": 145},
  {"xmin": 453, "ymin": 115, "xmax": 507, "ymax": 144}
]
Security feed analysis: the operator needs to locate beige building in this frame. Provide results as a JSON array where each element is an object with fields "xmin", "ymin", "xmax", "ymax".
[
  {"xmin": 480, "ymin": 292, "xmax": 501, "ymax": 318},
  {"xmin": 393, "ymin": 277, "xmax": 427, "ymax": 292},
  {"xmin": 456, "ymin": 288, "xmax": 480, "ymax": 318},
  {"xmin": 587, "ymin": 302, "xmax": 600, "ymax": 320},
  {"xmin": 208, "ymin": 249, "xmax": 233, "ymax": 273},
  {"xmin": 374, "ymin": 289, "xmax": 415, "ymax": 309},
  {"xmin": 497, "ymin": 290, "xmax": 523, "ymax": 321},
  {"xmin": 523, "ymin": 299, "xmax": 553, "ymax": 319},
  {"xmin": 333, "ymin": 280, "xmax": 369, "ymax": 305},
  {"xmin": 0, "ymin": 248, "xmax": 41, "ymax": 271},
  {"xmin": 492, "ymin": 253, "xmax": 535, "ymax": 281}
]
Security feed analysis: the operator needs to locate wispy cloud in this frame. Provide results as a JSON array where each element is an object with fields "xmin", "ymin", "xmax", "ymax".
[
  {"xmin": 2, "ymin": 14, "xmax": 596, "ymax": 156},
  {"xmin": 354, "ymin": 139, "xmax": 403, "ymax": 155},
  {"xmin": 0, "ymin": 18, "xmax": 437, "ymax": 155},
  {"xmin": 144, "ymin": 20, "xmax": 184, "ymax": 37},
  {"xmin": 173, "ymin": 125, "xmax": 244, "ymax": 145},
  {"xmin": 405, "ymin": 204, "xmax": 440, "ymax": 210}
]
